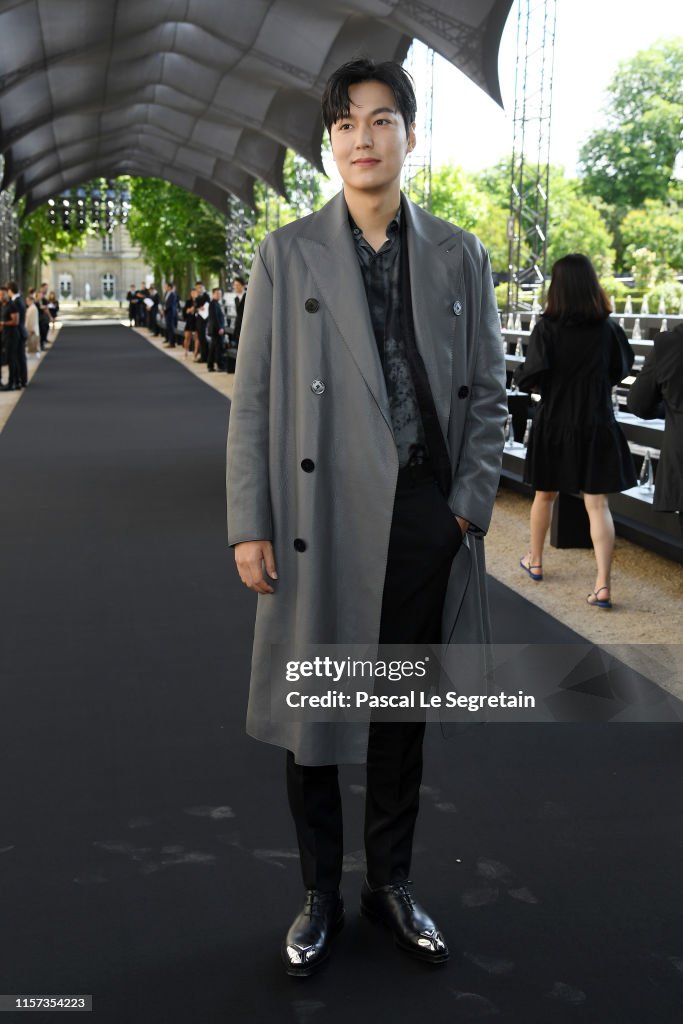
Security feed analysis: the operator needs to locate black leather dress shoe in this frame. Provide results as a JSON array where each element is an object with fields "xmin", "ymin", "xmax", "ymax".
[
  {"xmin": 281, "ymin": 890, "xmax": 344, "ymax": 977},
  {"xmin": 360, "ymin": 878, "xmax": 449, "ymax": 964}
]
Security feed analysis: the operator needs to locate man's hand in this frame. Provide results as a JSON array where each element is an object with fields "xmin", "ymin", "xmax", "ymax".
[
  {"xmin": 455, "ymin": 515, "xmax": 470, "ymax": 537},
  {"xmin": 235, "ymin": 541, "xmax": 278, "ymax": 594}
]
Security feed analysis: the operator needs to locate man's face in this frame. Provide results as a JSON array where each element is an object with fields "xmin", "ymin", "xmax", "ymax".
[
  {"xmin": 213, "ymin": 289, "xmax": 222, "ymax": 300},
  {"xmin": 233, "ymin": 279, "xmax": 244, "ymax": 294},
  {"xmin": 329, "ymin": 79, "xmax": 415, "ymax": 194}
]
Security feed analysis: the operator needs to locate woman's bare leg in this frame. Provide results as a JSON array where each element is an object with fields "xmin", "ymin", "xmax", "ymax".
[
  {"xmin": 521, "ymin": 490, "xmax": 558, "ymax": 572},
  {"xmin": 582, "ymin": 493, "xmax": 615, "ymax": 600}
]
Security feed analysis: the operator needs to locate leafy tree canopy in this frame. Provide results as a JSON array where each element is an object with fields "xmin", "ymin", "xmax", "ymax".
[
  {"xmin": 578, "ymin": 39, "xmax": 683, "ymax": 209},
  {"xmin": 620, "ymin": 198, "xmax": 683, "ymax": 274}
]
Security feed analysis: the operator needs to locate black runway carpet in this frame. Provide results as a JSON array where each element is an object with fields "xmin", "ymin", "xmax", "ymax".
[{"xmin": 1, "ymin": 326, "xmax": 682, "ymax": 1023}]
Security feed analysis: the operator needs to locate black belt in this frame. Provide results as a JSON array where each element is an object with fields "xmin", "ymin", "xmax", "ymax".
[{"xmin": 397, "ymin": 461, "xmax": 437, "ymax": 485}]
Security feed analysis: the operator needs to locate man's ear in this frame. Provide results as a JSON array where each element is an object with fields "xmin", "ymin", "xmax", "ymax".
[{"xmin": 407, "ymin": 122, "xmax": 417, "ymax": 153}]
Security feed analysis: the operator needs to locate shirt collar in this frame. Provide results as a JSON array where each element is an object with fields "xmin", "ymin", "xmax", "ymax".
[{"xmin": 347, "ymin": 202, "xmax": 402, "ymax": 244}]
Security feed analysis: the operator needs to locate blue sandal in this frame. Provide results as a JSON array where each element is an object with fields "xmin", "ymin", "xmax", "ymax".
[
  {"xmin": 520, "ymin": 555, "xmax": 543, "ymax": 581},
  {"xmin": 587, "ymin": 586, "xmax": 612, "ymax": 609}
]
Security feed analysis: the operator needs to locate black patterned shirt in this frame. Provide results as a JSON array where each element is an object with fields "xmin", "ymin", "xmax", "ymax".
[{"xmin": 350, "ymin": 207, "xmax": 428, "ymax": 468}]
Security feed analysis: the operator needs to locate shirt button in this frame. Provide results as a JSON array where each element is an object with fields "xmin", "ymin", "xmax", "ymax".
[
  {"xmin": 453, "ymin": 300, "xmax": 463, "ymax": 316},
  {"xmin": 301, "ymin": 459, "xmax": 315, "ymax": 472},
  {"xmin": 304, "ymin": 298, "xmax": 319, "ymax": 313},
  {"xmin": 310, "ymin": 379, "xmax": 325, "ymax": 395},
  {"xmin": 458, "ymin": 385, "xmax": 469, "ymax": 399},
  {"xmin": 293, "ymin": 538, "xmax": 307, "ymax": 552}
]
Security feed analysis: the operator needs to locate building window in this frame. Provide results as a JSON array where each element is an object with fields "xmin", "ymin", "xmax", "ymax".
[
  {"xmin": 102, "ymin": 273, "xmax": 115, "ymax": 299},
  {"xmin": 102, "ymin": 234, "xmax": 114, "ymax": 252},
  {"xmin": 58, "ymin": 273, "xmax": 72, "ymax": 299}
]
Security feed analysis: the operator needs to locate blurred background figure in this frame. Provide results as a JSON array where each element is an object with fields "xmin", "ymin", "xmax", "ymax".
[
  {"xmin": 627, "ymin": 322, "xmax": 683, "ymax": 536},
  {"xmin": 183, "ymin": 288, "xmax": 199, "ymax": 360},
  {"xmin": 516, "ymin": 254, "xmax": 636, "ymax": 608},
  {"xmin": 231, "ymin": 275, "xmax": 247, "ymax": 348}
]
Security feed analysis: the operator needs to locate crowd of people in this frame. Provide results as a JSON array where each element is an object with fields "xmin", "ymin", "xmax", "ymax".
[
  {"xmin": 128, "ymin": 276, "xmax": 247, "ymax": 374},
  {"xmin": 0, "ymin": 280, "xmax": 59, "ymax": 391}
]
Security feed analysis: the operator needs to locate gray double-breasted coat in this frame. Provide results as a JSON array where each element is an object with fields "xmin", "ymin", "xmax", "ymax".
[{"xmin": 226, "ymin": 191, "xmax": 507, "ymax": 765}]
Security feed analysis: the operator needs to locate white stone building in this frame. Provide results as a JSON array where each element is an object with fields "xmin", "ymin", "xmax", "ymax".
[{"xmin": 44, "ymin": 225, "xmax": 153, "ymax": 302}]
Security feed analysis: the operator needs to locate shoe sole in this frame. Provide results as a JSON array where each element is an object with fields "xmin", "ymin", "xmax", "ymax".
[
  {"xmin": 519, "ymin": 559, "xmax": 543, "ymax": 581},
  {"xmin": 282, "ymin": 910, "xmax": 344, "ymax": 978},
  {"xmin": 359, "ymin": 902, "xmax": 449, "ymax": 965}
]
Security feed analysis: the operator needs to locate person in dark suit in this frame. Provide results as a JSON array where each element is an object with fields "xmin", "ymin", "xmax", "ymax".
[
  {"xmin": 207, "ymin": 287, "xmax": 226, "ymax": 371},
  {"xmin": 7, "ymin": 282, "xmax": 27, "ymax": 388},
  {"xmin": 627, "ymin": 322, "xmax": 683, "ymax": 533},
  {"xmin": 126, "ymin": 285, "xmax": 138, "ymax": 327},
  {"xmin": 194, "ymin": 280, "xmax": 211, "ymax": 363},
  {"xmin": 0, "ymin": 283, "xmax": 22, "ymax": 390},
  {"xmin": 232, "ymin": 276, "xmax": 247, "ymax": 346},
  {"xmin": 162, "ymin": 282, "xmax": 177, "ymax": 348}
]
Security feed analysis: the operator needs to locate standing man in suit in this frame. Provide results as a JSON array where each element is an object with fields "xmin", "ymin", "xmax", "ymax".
[
  {"xmin": 231, "ymin": 275, "xmax": 247, "ymax": 347},
  {"xmin": 227, "ymin": 58, "xmax": 507, "ymax": 976},
  {"xmin": 207, "ymin": 287, "xmax": 226, "ymax": 372},
  {"xmin": 0, "ymin": 283, "xmax": 21, "ymax": 390},
  {"xmin": 194, "ymin": 280, "xmax": 211, "ymax": 363},
  {"xmin": 7, "ymin": 282, "xmax": 27, "ymax": 388},
  {"xmin": 162, "ymin": 282, "xmax": 177, "ymax": 349},
  {"xmin": 627, "ymin": 322, "xmax": 683, "ymax": 533}
]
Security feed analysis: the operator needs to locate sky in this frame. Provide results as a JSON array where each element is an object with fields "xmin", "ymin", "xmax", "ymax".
[
  {"xmin": 430, "ymin": 0, "xmax": 683, "ymax": 175},
  {"xmin": 323, "ymin": 0, "xmax": 683, "ymax": 186}
]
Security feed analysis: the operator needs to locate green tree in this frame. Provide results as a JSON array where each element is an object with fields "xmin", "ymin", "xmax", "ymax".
[
  {"xmin": 578, "ymin": 39, "xmax": 683, "ymax": 210},
  {"xmin": 409, "ymin": 163, "xmax": 509, "ymax": 269},
  {"xmin": 546, "ymin": 177, "xmax": 616, "ymax": 277},
  {"xmin": 620, "ymin": 198, "xmax": 683, "ymax": 274},
  {"xmin": 18, "ymin": 198, "xmax": 92, "ymax": 286},
  {"xmin": 127, "ymin": 177, "xmax": 227, "ymax": 294},
  {"xmin": 473, "ymin": 160, "xmax": 615, "ymax": 277}
]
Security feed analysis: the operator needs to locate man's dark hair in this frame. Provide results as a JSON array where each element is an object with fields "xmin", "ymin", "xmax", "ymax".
[
  {"xmin": 544, "ymin": 254, "xmax": 611, "ymax": 324},
  {"xmin": 233, "ymin": 275, "xmax": 246, "ymax": 287},
  {"xmin": 321, "ymin": 58, "xmax": 416, "ymax": 136},
  {"xmin": 7, "ymin": 280, "xmax": 18, "ymax": 292}
]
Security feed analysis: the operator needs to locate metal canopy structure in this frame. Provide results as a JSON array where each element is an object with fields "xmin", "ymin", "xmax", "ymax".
[{"xmin": 0, "ymin": 0, "xmax": 512, "ymax": 212}]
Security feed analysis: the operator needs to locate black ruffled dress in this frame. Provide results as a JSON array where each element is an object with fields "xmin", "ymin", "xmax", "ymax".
[{"xmin": 516, "ymin": 316, "xmax": 637, "ymax": 494}]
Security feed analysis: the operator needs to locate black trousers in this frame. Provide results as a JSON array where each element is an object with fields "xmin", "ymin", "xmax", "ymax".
[
  {"xmin": 197, "ymin": 320, "xmax": 208, "ymax": 361},
  {"xmin": 286, "ymin": 471, "xmax": 462, "ymax": 891},
  {"xmin": 207, "ymin": 334, "xmax": 224, "ymax": 370},
  {"xmin": 5, "ymin": 331, "xmax": 22, "ymax": 387}
]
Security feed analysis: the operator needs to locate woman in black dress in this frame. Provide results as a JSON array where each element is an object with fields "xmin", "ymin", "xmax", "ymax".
[
  {"xmin": 182, "ymin": 288, "xmax": 199, "ymax": 359},
  {"xmin": 516, "ymin": 254, "xmax": 636, "ymax": 608}
]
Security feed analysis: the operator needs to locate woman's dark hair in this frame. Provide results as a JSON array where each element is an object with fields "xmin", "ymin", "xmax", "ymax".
[
  {"xmin": 544, "ymin": 254, "xmax": 612, "ymax": 323},
  {"xmin": 322, "ymin": 58, "xmax": 416, "ymax": 136}
]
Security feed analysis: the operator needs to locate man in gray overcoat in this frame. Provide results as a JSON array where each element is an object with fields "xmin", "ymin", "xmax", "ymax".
[{"xmin": 227, "ymin": 58, "xmax": 507, "ymax": 976}]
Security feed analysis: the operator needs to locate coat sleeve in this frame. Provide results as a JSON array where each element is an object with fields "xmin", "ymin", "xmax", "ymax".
[
  {"xmin": 226, "ymin": 240, "xmax": 274, "ymax": 546},
  {"xmin": 626, "ymin": 347, "xmax": 664, "ymax": 419},
  {"xmin": 516, "ymin": 322, "xmax": 549, "ymax": 393},
  {"xmin": 449, "ymin": 247, "xmax": 508, "ymax": 536}
]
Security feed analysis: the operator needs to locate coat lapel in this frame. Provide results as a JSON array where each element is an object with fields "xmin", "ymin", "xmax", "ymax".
[
  {"xmin": 296, "ymin": 193, "xmax": 391, "ymax": 433},
  {"xmin": 403, "ymin": 196, "xmax": 463, "ymax": 442}
]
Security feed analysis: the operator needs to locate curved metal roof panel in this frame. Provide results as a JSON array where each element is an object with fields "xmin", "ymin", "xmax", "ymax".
[{"xmin": 0, "ymin": 0, "xmax": 512, "ymax": 211}]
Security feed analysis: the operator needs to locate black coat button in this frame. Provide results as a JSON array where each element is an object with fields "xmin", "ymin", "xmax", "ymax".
[
  {"xmin": 293, "ymin": 538, "xmax": 307, "ymax": 552},
  {"xmin": 301, "ymin": 459, "xmax": 315, "ymax": 472},
  {"xmin": 304, "ymin": 298, "xmax": 320, "ymax": 313},
  {"xmin": 458, "ymin": 385, "xmax": 469, "ymax": 398}
]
